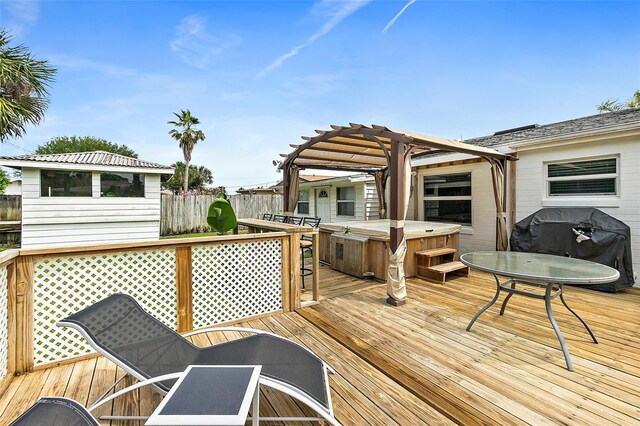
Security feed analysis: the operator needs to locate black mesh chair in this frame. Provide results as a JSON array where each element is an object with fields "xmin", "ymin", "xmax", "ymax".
[
  {"xmin": 272, "ymin": 214, "xmax": 287, "ymax": 223},
  {"xmin": 9, "ymin": 397, "xmax": 100, "ymax": 426},
  {"xmin": 262, "ymin": 213, "xmax": 273, "ymax": 221},
  {"xmin": 288, "ymin": 216, "xmax": 304, "ymax": 225},
  {"xmin": 301, "ymin": 217, "xmax": 321, "ymax": 288},
  {"xmin": 57, "ymin": 294, "xmax": 340, "ymax": 425}
]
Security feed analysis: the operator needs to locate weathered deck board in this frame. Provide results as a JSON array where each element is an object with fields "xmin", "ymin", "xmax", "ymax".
[{"xmin": 1, "ymin": 266, "xmax": 640, "ymax": 425}]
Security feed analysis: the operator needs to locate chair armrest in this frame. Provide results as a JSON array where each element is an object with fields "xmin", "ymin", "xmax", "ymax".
[
  {"xmin": 88, "ymin": 373, "xmax": 182, "ymax": 412},
  {"xmin": 181, "ymin": 326, "xmax": 279, "ymax": 338}
]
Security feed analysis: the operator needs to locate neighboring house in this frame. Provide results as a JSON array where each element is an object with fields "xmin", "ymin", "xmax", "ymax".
[
  {"xmin": 411, "ymin": 108, "xmax": 640, "ymax": 274},
  {"xmin": 4, "ymin": 177, "xmax": 22, "ymax": 195},
  {"xmin": 0, "ymin": 151, "xmax": 174, "ymax": 249},
  {"xmin": 276, "ymin": 174, "xmax": 380, "ymax": 223}
]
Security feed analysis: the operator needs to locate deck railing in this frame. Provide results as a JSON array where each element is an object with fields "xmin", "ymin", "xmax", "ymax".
[{"xmin": 0, "ymin": 230, "xmax": 308, "ymax": 391}]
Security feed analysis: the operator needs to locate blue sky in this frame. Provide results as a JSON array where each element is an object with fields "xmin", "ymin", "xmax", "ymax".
[{"xmin": 1, "ymin": 0, "xmax": 639, "ymax": 189}]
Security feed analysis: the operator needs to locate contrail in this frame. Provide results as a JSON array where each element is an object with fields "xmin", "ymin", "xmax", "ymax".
[{"xmin": 382, "ymin": 0, "xmax": 417, "ymax": 34}]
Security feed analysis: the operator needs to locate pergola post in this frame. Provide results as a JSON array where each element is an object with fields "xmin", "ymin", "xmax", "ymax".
[
  {"xmin": 282, "ymin": 161, "xmax": 291, "ymax": 215},
  {"xmin": 387, "ymin": 139, "xmax": 406, "ymax": 306}
]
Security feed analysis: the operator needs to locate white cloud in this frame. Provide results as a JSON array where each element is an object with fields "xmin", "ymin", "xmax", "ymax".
[
  {"xmin": 3, "ymin": 0, "xmax": 39, "ymax": 36},
  {"xmin": 170, "ymin": 15, "xmax": 241, "ymax": 69},
  {"xmin": 259, "ymin": 0, "xmax": 371, "ymax": 77},
  {"xmin": 382, "ymin": 0, "xmax": 417, "ymax": 34}
]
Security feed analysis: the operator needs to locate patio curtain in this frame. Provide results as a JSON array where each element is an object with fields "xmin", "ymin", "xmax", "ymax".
[
  {"xmin": 374, "ymin": 170, "xmax": 387, "ymax": 219},
  {"xmin": 286, "ymin": 166, "xmax": 300, "ymax": 216},
  {"xmin": 387, "ymin": 155, "xmax": 412, "ymax": 301},
  {"xmin": 489, "ymin": 159, "xmax": 509, "ymax": 251}
]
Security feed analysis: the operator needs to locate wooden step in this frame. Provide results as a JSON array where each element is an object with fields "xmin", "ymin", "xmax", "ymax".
[
  {"xmin": 416, "ymin": 247, "xmax": 457, "ymax": 258},
  {"xmin": 417, "ymin": 260, "xmax": 470, "ymax": 284},
  {"xmin": 428, "ymin": 261, "xmax": 468, "ymax": 273}
]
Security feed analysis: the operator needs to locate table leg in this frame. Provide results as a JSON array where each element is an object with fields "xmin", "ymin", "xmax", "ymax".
[
  {"xmin": 467, "ymin": 274, "xmax": 501, "ymax": 331},
  {"xmin": 252, "ymin": 385, "xmax": 260, "ymax": 425},
  {"xmin": 544, "ymin": 283, "xmax": 573, "ymax": 371},
  {"xmin": 499, "ymin": 281, "xmax": 516, "ymax": 315},
  {"xmin": 559, "ymin": 284, "xmax": 598, "ymax": 344}
]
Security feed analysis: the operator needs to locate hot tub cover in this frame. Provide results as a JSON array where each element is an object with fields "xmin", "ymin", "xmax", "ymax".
[
  {"xmin": 319, "ymin": 220, "xmax": 461, "ymax": 240},
  {"xmin": 510, "ymin": 208, "xmax": 634, "ymax": 292}
]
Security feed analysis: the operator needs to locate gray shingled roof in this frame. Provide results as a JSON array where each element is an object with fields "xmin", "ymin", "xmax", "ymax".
[
  {"xmin": 462, "ymin": 108, "xmax": 640, "ymax": 148},
  {"xmin": 0, "ymin": 151, "xmax": 170, "ymax": 169}
]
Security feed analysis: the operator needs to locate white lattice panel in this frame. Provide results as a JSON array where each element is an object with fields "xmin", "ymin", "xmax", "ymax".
[
  {"xmin": 33, "ymin": 249, "xmax": 177, "ymax": 365},
  {"xmin": 191, "ymin": 240, "xmax": 282, "ymax": 328},
  {"xmin": 0, "ymin": 266, "xmax": 8, "ymax": 380}
]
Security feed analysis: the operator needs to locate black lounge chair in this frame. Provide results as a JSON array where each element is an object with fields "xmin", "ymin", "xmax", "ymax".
[
  {"xmin": 57, "ymin": 293, "xmax": 340, "ymax": 425},
  {"xmin": 9, "ymin": 397, "xmax": 99, "ymax": 426}
]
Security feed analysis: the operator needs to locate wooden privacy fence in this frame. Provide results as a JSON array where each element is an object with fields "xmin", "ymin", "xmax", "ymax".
[
  {"xmin": 0, "ymin": 229, "xmax": 308, "ymax": 387},
  {"xmin": 161, "ymin": 193, "xmax": 283, "ymax": 235},
  {"xmin": 0, "ymin": 196, "xmax": 21, "ymax": 246},
  {"xmin": 0, "ymin": 196, "xmax": 20, "ymax": 221}
]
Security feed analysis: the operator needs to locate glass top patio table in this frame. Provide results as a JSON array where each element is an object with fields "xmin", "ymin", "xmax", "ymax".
[
  {"xmin": 460, "ymin": 251, "xmax": 620, "ymax": 285},
  {"xmin": 460, "ymin": 251, "xmax": 619, "ymax": 371}
]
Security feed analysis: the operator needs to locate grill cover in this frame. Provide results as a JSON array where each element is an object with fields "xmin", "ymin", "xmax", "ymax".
[{"xmin": 510, "ymin": 208, "xmax": 634, "ymax": 292}]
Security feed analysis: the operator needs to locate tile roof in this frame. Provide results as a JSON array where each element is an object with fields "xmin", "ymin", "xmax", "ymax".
[
  {"xmin": 462, "ymin": 108, "xmax": 640, "ymax": 148},
  {"xmin": 0, "ymin": 151, "xmax": 171, "ymax": 169}
]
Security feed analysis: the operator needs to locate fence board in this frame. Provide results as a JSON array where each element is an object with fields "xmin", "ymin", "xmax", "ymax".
[
  {"xmin": 0, "ymin": 196, "xmax": 21, "ymax": 246},
  {"xmin": 160, "ymin": 194, "xmax": 283, "ymax": 235},
  {"xmin": 0, "ymin": 197, "xmax": 20, "ymax": 222}
]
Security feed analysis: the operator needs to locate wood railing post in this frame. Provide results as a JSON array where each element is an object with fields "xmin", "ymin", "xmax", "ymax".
[
  {"xmin": 289, "ymin": 232, "xmax": 302, "ymax": 310},
  {"xmin": 175, "ymin": 246, "xmax": 193, "ymax": 333},
  {"xmin": 281, "ymin": 236, "xmax": 291, "ymax": 312},
  {"xmin": 312, "ymin": 231, "xmax": 320, "ymax": 302},
  {"xmin": 15, "ymin": 255, "xmax": 34, "ymax": 374}
]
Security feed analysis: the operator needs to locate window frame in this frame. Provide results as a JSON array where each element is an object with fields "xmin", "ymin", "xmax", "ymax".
[
  {"xmin": 100, "ymin": 172, "xmax": 146, "ymax": 198},
  {"xmin": 336, "ymin": 185, "xmax": 356, "ymax": 217},
  {"xmin": 545, "ymin": 156, "xmax": 619, "ymax": 198},
  {"xmin": 40, "ymin": 169, "xmax": 93, "ymax": 198},
  {"xmin": 421, "ymin": 171, "xmax": 472, "ymax": 226},
  {"xmin": 297, "ymin": 189, "xmax": 310, "ymax": 215}
]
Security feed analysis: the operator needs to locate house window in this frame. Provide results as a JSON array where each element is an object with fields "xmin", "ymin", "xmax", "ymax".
[
  {"xmin": 40, "ymin": 170, "xmax": 92, "ymax": 197},
  {"xmin": 337, "ymin": 186, "xmax": 355, "ymax": 216},
  {"xmin": 423, "ymin": 172, "xmax": 472, "ymax": 225},
  {"xmin": 546, "ymin": 157, "xmax": 618, "ymax": 196},
  {"xmin": 101, "ymin": 173, "xmax": 145, "ymax": 197},
  {"xmin": 297, "ymin": 190, "xmax": 310, "ymax": 214}
]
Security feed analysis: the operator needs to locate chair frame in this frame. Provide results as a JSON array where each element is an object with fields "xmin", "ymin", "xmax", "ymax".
[{"xmin": 57, "ymin": 322, "xmax": 340, "ymax": 425}]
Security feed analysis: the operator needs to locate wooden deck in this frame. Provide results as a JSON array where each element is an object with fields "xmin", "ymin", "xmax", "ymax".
[{"xmin": 2, "ymin": 264, "xmax": 640, "ymax": 425}]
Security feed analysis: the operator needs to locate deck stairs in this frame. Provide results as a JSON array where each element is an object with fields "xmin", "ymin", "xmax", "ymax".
[{"xmin": 416, "ymin": 247, "xmax": 470, "ymax": 284}]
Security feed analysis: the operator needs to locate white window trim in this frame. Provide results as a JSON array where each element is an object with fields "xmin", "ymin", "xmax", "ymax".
[
  {"xmin": 543, "ymin": 155, "xmax": 620, "ymax": 208},
  {"xmin": 421, "ymin": 171, "xmax": 473, "ymax": 226},
  {"xmin": 336, "ymin": 185, "xmax": 356, "ymax": 217},
  {"xmin": 297, "ymin": 189, "xmax": 310, "ymax": 215}
]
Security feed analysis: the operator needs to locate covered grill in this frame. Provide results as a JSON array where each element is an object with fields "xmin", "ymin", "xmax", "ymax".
[{"xmin": 510, "ymin": 208, "xmax": 634, "ymax": 292}]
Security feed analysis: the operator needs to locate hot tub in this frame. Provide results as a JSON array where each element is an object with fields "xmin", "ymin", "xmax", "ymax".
[{"xmin": 319, "ymin": 220, "xmax": 462, "ymax": 280}]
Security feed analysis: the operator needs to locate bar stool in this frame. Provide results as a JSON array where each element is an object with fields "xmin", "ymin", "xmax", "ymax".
[{"xmin": 300, "ymin": 217, "xmax": 321, "ymax": 288}]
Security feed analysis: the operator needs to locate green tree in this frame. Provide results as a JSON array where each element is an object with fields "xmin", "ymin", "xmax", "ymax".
[
  {"xmin": 163, "ymin": 161, "xmax": 213, "ymax": 191},
  {"xmin": 597, "ymin": 90, "xmax": 640, "ymax": 113},
  {"xmin": 35, "ymin": 136, "xmax": 138, "ymax": 157},
  {"xmin": 0, "ymin": 169, "xmax": 10, "ymax": 194},
  {"xmin": 168, "ymin": 110, "xmax": 205, "ymax": 191},
  {"xmin": 0, "ymin": 31, "xmax": 57, "ymax": 142}
]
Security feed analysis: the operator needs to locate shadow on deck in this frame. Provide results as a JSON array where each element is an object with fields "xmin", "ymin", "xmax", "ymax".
[{"xmin": 2, "ymin": 264, "xmax": 640, "ymax": 425}]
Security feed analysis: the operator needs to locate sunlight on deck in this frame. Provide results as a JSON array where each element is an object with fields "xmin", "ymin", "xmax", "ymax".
[{"xmin": 2, "ymin": 264, "xmax": 640, "ymax": 425}]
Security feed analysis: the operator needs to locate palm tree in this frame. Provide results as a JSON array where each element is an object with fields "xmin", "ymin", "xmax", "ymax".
[
  {"xmin": 168, "ymin": 110, "xmax": 206, "ymax": 191},
  {"xmin": 0, "ymin": 31, "xmax": 57, "ymax": 141}
]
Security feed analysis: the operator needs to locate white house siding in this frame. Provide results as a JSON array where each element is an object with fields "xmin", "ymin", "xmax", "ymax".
[
  {"xmin": 295, "ymin": 180, "xmax": 374, "ymax": 223},
  {"xmin": 515, "ymin": 137, "xmax": 640, "ymax": 276},
  {"xmin": 416, "ymin": 162, "xmax": 497, "ymax": 255},
  {"xmin": 21, "ymin": 168, "xmax": 162, "ymax": 248},
  {"xmin": 364, "ymin": 181, "xmax": 380, "ymax": 220}
]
